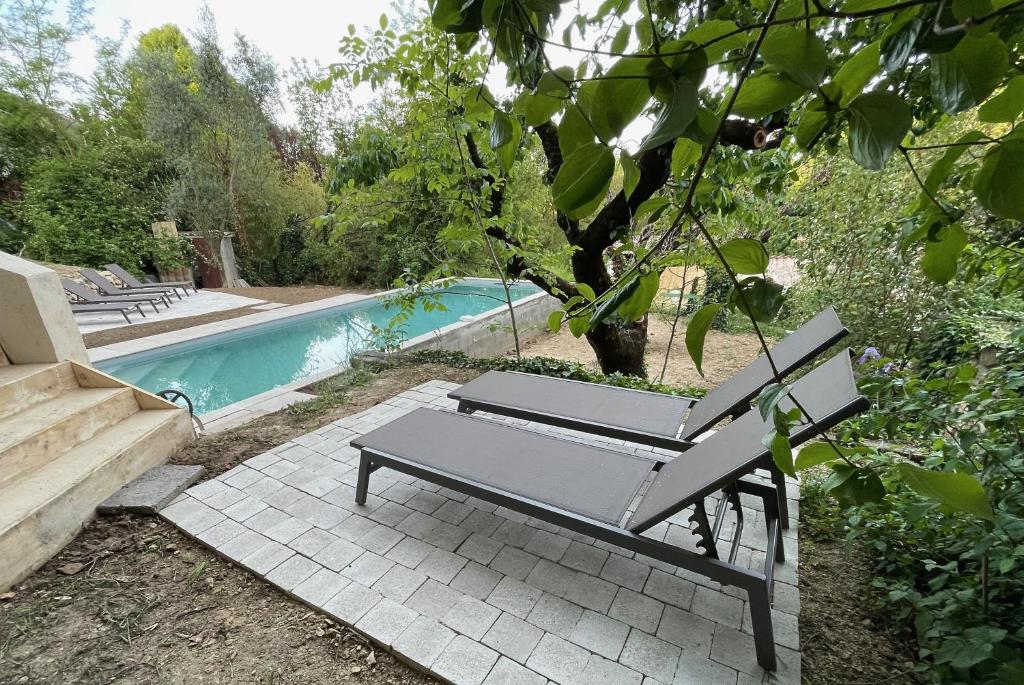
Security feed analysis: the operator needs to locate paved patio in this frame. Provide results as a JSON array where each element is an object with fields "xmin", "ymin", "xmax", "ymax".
[
  {"xmin": 161, "ymin": 381, "xmax": 801, "ymax": 685},
  {"xmin": 74, "ymin": 290, "xmax": 265, "ymax": 333}
]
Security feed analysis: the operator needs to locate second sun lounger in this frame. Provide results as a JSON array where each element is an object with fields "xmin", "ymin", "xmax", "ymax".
[
  {"xmin": 81, "ymin": 269, "xmax": 182, "ymax": 301},
  {"xmin": 105, "ymin": 263, "xmax": 197, "ymax": 296},
  {"xmin": 352, "ymin": 349, "xmax": 867, "ymax": 671},
  {"xmin": 63, "ymin": 279, "xmax": 170, "ymax": 312}
]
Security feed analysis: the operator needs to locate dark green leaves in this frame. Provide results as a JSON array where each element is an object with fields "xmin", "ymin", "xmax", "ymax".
[
  {"xmin": 679, "ymin": 19, "xmax": 747, "ymax": 63},
  {"xmin": 829, "ymin": 41, "xmax": 882, "ymax": 107},
  {"xmin": 795, "ymin": 442, "xmax": 845, "ymax": 470},
  {"xmin": 489, "ymin": 110, "xmax": 521, "ymax": 173},
  {"xmin": 621, "ymin": 152, "xmax": 640, "ymax": 199},
  {"xmin": 670, "ymin": 138, "xmax": 701, "ymax": 177},
  {"xmin": 978, "ymin": 76, "xmax": 1024, "ymax": 123},
  {"xmin": 728, "ymin": 276, "xmax": 784, "ymax": 322},
  {"xmin": 637, "ymin": 77, "xmax": 698, "ymax": 152},
  {"xmin": 847, "ymin": 92, "xmax": 912, "ymax": 171},
  {"xmin": 973, "ymin": 139, "xmax": 1024, "ymax": 221},
  {"xmin": 685, "ymin": 303, "xmax": 724, "ymax": 376},
  {"xmin": 593, "ymin": 56, "xmax": 651, "ymax": 140},
  {"xmin": 558, "ymin": 105, "xmax": 594, "ymax": 157},
  {"xmin": 516, "ymin": 68, "xmax": 572, "ymax": 127},
  {"xmin": 546, "ymin": 310, "xmax": 562, "ymax": 333},
  {"xmin": 897, "ymin": 464, "xmax": 994, "ymax": 520},
  {"xmin": 760, "ymin": 29, "xmax": 828, "ymax": 89},
  {"xmin": 616, "ymin": 271, "xmax": 660, "ymax": 321},
  {"xmin": 913, "ymin": 130, "xmax": 985, "ymax": 211},
  {"xmin": 921, "ymin": 224, "xmax": 968, "ymax": 285},
  {"xmin": 931, "ymin": 35, "xmax": 1009, "ymax": 114},
  {"xmin": 552, "ymin": 142, "xmax": 614, "ymax": 219},
  {"xmin": 719, "ymin": 238, "xmax": 769, "ymax": 274},
  {"xmin": 490, "ymin": 110, "xmax": 513, "ymax": 149},
  {"xmin": 732, "ymin": 73, "xmax": 806, "ymax": 119}
]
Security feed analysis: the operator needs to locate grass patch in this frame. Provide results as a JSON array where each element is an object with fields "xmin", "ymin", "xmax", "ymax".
[{"xmin": 287, "ymin": 365, "xmax": 377, "ymax": 417}]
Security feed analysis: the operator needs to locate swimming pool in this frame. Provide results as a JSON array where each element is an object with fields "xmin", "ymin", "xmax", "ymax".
[{"xmin": 97, "ymin": 281, "xmax": 540, "ymax": 415}]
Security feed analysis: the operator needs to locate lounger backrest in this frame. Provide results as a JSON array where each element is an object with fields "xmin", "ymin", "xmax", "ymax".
[
  {"xmin": 105, "ymin": 263, "xmax": 142, "ymax": 287},
  {"xmin": 62, "ymin": 279, "xmax": 98, "ymax": 301},
  {"xmin": 80, "ymin": 269, "xmax": 118, "ymax": 293},
  {"xmin": 679, "ymin": 306, "xmax": 847, "ymax": 440},
  {"xmin": 627, "ymin": 349, "xmax": 866, "ymax": 533}
]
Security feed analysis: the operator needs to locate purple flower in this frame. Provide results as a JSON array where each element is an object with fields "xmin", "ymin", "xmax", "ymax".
[
  {"xmin": 881, "ymin": 362, "xmax": 895, "ymax": 375},
  {"xmin": 858, "ymin": 347, "xmax": 882, "ymax": 365}
]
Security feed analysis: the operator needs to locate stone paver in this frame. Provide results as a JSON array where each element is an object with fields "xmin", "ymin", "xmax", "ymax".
[
  {"xmin": 162, "ymin": 380, "xmax": 802, "ymax": 685},
  {"xmin": 99, "ymin": 464, "xmax": 205, "ymax": 514}
]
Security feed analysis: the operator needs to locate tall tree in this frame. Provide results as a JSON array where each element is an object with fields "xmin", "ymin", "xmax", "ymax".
[
  {"xmin": 0, "ymin": 0, "xmax": 93, "ymax": 108},
  {"xmin": 331, "ymin": 1, "xmax": 1024, "ymax": 376}
]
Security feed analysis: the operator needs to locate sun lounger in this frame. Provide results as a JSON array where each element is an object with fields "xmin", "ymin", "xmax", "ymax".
[
  {"xmin": 449, "ymin": 307, "xmax": 847, "ymax": 527},
  {"xmin": 80, "ymin": 268, "xmax": 181, "ymax": 301},
  {"xmin": 63, "ymin": 279, "xmax": 170, "ymax": 312},
  {"xmin": 105, "ymin": 263, "xmax": 196, "ymax": 296},
  {"xmin": 352, "ymin": 349, "xmax": 867, "ymax": 671},
  {"xmin": 69, "ymin": 302, "xmax": 145, "ymax": 324}
]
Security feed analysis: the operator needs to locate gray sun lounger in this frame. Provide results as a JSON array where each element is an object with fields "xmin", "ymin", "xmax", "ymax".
[
  {"xmin": 105, "ymin": 263, "xmax": 196, "ymax": 296},
  {"xmin": 63, "ymin": 279, "xmax": 170, "ymax": 312},
  {"xmin": 449, "ymin": 306, "xmax": 847, "ymax": 527},
  {"xmin": 69, "ymin": 301, "xmax": 145, "ymax": 324},
  {"xmin": 81, "ymin": 268, "xmax": 182, "ymax": 301},
  {"xmin": 352, "ymin": 349, "xmax": 867, "ymax": 671}
]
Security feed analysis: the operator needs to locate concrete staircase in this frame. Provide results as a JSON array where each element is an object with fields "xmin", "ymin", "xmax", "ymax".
[{"xmin": 0, "ymin": 360, "xmax": 195, "ymax": 590}]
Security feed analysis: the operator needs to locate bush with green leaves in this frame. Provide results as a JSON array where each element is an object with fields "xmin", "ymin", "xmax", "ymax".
[
  {"xmin": 18, "ymin": 135, "xmax": 169, "ymax": 267},
  {"xmin": 791, "ymin": 341, "xmax": 1024, "ymax": 683}
]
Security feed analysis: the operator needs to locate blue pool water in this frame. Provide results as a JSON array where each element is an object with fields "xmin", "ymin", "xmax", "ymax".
[{"xmin": 97, "ymin": 281, "xmax": 538, "ymax": 415}]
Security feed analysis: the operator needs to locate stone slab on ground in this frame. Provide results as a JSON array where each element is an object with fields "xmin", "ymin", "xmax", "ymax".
[
  {"xmin": 99, "ymin": 465, "xmax": 205, "ymax": 515},
  {"xmin": 162, "ymin": 380, "xmax": 802, "ymax": 685}
]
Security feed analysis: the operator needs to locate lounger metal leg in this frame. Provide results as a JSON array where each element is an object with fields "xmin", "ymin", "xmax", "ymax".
[
  {"xmin": 457, "ymin": 401, "xmax": 474, "ymax": 414},
  {"xmin": 136, "ymin": 305, "xmax": 145, "ymax": 318},
  {"xmin": 770, "ymin": 465, "xmax": 790, "ymax": 529},
  {"xmin": 150, "ymin": 302, "xmax": 160, "ymax": 313},
  {"xmin": 121, "ymin": 310, "xmax": 132, "ymax": 324},
  {"xmin": 747, "ymin": 581, "xmax": 778, "ymax": 671},
  {"xmin": 355, "ymin": 452, "xmax": 372, "ymax": 505}
]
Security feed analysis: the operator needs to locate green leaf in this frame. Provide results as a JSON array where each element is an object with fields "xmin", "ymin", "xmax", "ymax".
[
  {"xmin": 638, "ymin": 77, "xmax": 698, "ymax": 152},
  {"xmin": 576, "ymin": 283, "xmax": 596, "ymax": 301},
  {"xmin": 728, "ymin": 277, "xmax": 784, "ymax": 322},
  {"xmin": 795, "ymin": 442, "xmax": 845, "ymax": 470},
  {"xmin": 546, "ymin": 310, "xmax": 562, "ymax": 333},
  {"xmin": 796, "ymin": 108, "xmax": 831, "ymax": 149},
  {"xmin": 830, "ymin": 41, "xmax": 882, "ymax": 107},
  {"xmin": 921, "ymin": 224, "xmax": 968, "ymax": 285},
  {"xmin": 431, "ymin": 0, "xmax": 464, "ymax": 28},
  {"xmin": 880, "ymin": 16, "xmax": 922, "ymax": 73},
  {"xmin": 490, "ymin": 110, "xmax": 513, "ymax": 149},
  {"xmin": 897, "ymin": 464, "xmax": 994, "ymax": 520},
  {"xmin": 719, "ymin": 238, "xmax": 769, "ymax": 274},
  {"xmin": 973, "ymin": 139, "xmax": 1024, "ymax": 221},
  {"xmin": 913, "ymin": 130, "xmax": 985, "ymax": 211},
  {"xmin": 762, "ymin": 428, "xmax": 795, "ymax": 477},
  {"xmin": 760, "ymin": 28, "xmax": 828, "ymax": 89},
  {"xmin": 610, "ymin": 23, "xmax": 631, "ymax": 53},
  {"xmin": 931, "ymin": 34, "xmax": 1009, "ymax": 114},
  {"xmin": 679, "ymin": 19, "xmax": 747, "ymax": 62},
  {"xmin": 567, "ymin": 313, "xmax": 591, "ymax": 338},
  {"xmin": 847, "ymin": 91, "xmax": 912, "ymax": 171},
  {"xmin": 495, "ymin": 116, "xmax": 521, "ymax": 173},
  {"xmin": 634, "ymin": 196, "xmax": 670, "ymax": 221},
  {"xmin": 592, "ymin": 56, "xmax": 651, "ymax": 140},
  {"xmin": 670, "ymin": 137, "xmax": 701, "ymax": 177},
  {"xmin": 591, "ymin": 277, "xmax": 640, "ymax": 326},
  {"xmin": 732, "ymin": 73, "xmax": 807, "ymax": 119},
  {"xmin": 685, "ymin": 303, "xmax": 724, "ymax": 376},
  {"xmin": 551, "ymin": 142, "xmax": 615, "ymax": 220},
  {"xmin": 617, "ymin": 271, "xmax": 660, "ymax": 321},
  {"xmin": 558, "ymin": 105, "xmax": 594, "ymax": 158},
  {"xmin": 621, "ymin": 152, "xmax": 641, "ymax": 199},
  {"xmin": 978, "ymin": 76, "xmax": 1024, "ymax": 123}
]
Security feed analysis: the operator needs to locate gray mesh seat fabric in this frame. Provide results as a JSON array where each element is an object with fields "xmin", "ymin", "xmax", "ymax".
[
  {"xmin": 351, "ymin": 349, "xmax": 866, "ymax": 672},
  {"xmin": 105, "ymin": 263, "xmax": 196, "ymax": 295},
  {"xmin": 63, "ymin": 279, "xmax": 169, "ymax": 311},
  {"xmin": 81, "ymin": 269, "xmax": 181, "ymax": 301},
  {"xmin": 449, "ymin": 307, "xmax": 847, "ymax": 448}
]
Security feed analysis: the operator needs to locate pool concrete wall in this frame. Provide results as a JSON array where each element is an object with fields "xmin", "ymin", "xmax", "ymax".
[{"xmin": 401, "ymin": 288, "xmax": 560, "ymax": 358}]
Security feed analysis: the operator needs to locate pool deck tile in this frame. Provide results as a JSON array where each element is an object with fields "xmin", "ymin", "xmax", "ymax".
[{"xmin": 162, "ymin": 380, "xmax": 802, "ymax": 685}]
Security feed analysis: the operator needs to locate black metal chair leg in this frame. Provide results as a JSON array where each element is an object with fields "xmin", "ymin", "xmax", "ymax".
[
  {"xmin": 748, "ymin": 581, "xmax": 778, "ymax": 672},
  {"xmin": 355, "ymin": 452, "xmax": 371, "ymax": 505},
  {"xmin": 770, "ymin": 465, "xmax": 790, "ymax": 529}
]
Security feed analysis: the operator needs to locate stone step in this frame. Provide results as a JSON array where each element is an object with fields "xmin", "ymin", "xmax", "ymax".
[
  {"xmin": 0, "ymin": 387, "xmax": 139, "ymax": 486},
  {"xmin": 0, "ymin": 407, "xmax": 194, "ymax": 590},
  {"xmin": 0, "ymin": 362, "xmax": 78, "ymax": 421}
]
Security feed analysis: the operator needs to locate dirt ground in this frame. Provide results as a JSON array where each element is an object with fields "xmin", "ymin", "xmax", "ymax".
[
  {"xmin": 519, "ymin": 315, "xmax": 766, "ymax": 389},
  {"xmin": 83, "ymin": 286, "xmax": 365, "ymax": 349}
]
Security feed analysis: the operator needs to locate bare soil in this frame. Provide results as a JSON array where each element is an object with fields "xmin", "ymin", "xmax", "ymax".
[
  {"xmin": 518, "ymin": 315, "xmax": 766, "ymax": 389},
  {"xmin": 83, "ymin": 286, "xmax": 367, "ymax": 349}
]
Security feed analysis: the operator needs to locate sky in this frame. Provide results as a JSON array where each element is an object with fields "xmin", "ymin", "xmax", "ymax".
[{"xmin": 62, "ymin": 0, "xmax": 651, "ymax": 144}]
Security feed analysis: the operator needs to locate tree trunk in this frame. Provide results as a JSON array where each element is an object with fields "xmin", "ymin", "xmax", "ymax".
[{"xmin": 586, "ymin": 319, "xmax": 648, "ymax": 375}]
